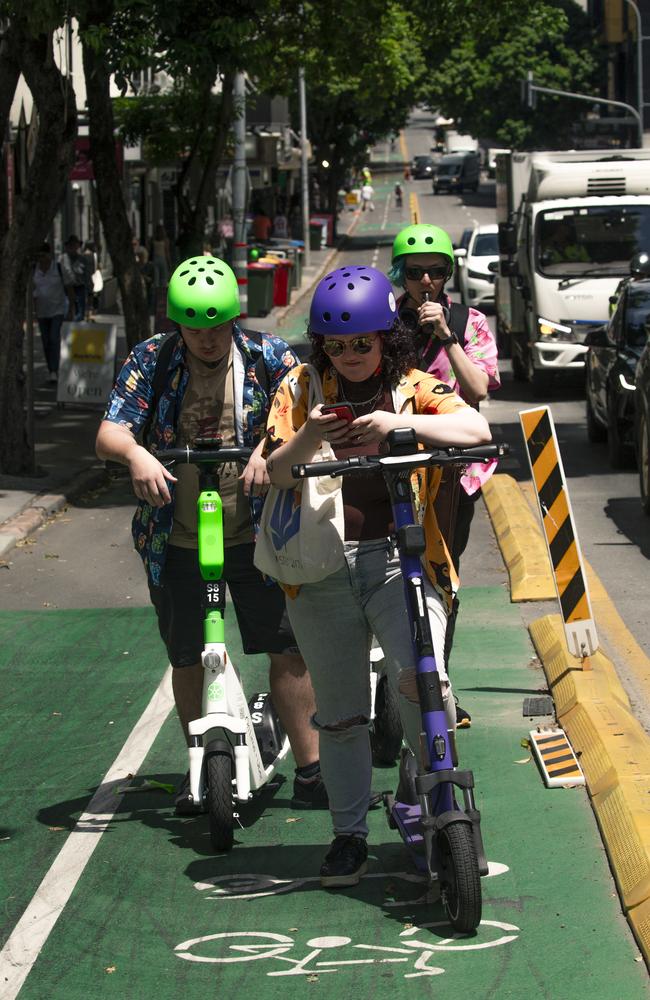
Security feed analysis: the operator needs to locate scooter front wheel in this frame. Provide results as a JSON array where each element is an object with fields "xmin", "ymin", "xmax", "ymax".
[
  {"xmin": 438, "ymin": 820, "xmax": 482, "ymax": 933},
  {"xmin": 206, "ymin": 750, "xmax": 234, "ymax": 852}
]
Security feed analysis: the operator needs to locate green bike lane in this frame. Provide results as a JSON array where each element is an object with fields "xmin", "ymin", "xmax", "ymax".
[{"xmin": 2, "ymin": 582, "xmax": 646, "ymax": 999}]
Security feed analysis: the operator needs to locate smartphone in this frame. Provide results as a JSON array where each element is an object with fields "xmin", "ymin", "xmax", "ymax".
[{"xmin": 321, "ymin": 402, "xmax": 355, "ymax": 423}]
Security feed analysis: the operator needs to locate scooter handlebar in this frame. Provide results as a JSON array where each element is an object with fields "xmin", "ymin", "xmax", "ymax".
[
  {"xmin": 291, "ymin": 443, "xmax": 508, "ymax": 479},
  {"xmin": 157, "ymin": 445, "xmax": 253, "ymax": 467}
]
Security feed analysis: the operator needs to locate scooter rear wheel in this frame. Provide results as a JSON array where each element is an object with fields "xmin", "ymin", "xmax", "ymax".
[
  {"xmin": 438, "ymin": 820, "xmax": 482, "ymax": 933},
  {"xmin": 371, "ymin": 674, "xmax": 403, "ymax": 765},
  {"xmin": 206, "ymin": 750, "xmax": 234, "ymax": 852}
]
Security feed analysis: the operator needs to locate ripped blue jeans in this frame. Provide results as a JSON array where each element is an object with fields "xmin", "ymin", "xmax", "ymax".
[{"xmin": 286, "ymin": 538, "xmax": 454, "ymax": 838}]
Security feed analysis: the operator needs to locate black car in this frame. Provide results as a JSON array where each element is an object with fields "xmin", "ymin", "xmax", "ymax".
[
  {"xmin": 412, "ymin": 155, "xmax": 435, "ymax": 179},
  {"xmin": 633, "ymin": 303, "xmax": 650, "ymax": 514},
  {"xmin": 584, "ymin": 278, "xmax": 650, "ymax": 468}
]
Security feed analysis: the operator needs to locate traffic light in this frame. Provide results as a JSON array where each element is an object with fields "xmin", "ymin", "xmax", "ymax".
[{"xmin": 521, "ymin": 71, "xmax": 537, "ymax": 110}]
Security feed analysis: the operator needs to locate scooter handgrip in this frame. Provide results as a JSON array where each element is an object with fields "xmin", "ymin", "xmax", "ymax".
[
  {"xmin": 452, "ymin": 443, "xmax": 509, "ymax": 461},
  {"xmin": 292, "ymin": 460, "xmax": 346, "ymax": 478}
]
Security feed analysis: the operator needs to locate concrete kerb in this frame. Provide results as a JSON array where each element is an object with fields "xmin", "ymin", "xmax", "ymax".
[
  {"xmin": 0, "ymin": 464, "xmax": 109, "ymax": 561},
  {"xmin": 484, "ymin": 474, "xmax": 650, "ymax": 966}
]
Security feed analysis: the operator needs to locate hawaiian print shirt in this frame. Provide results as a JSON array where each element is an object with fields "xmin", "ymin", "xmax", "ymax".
[
  {"xmin": 265, "ymin": 364, "xmax": 469, "ymax": 612},
  {"xmin": 398, "ymin": 292, "xmax": 500, "ymax": 495},
  {"xmin": 103, "ymin": 324, "xmax": 298, "ymax": 586}
]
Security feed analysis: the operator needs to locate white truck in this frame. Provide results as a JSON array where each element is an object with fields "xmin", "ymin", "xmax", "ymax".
[{"xmin": 495, "ymin": 149, "xmax": 650, "ymax": 395}]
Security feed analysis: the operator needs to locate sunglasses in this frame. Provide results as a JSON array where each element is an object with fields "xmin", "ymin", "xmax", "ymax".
[
  {"xmin": 321, "ymin": 335, "xmax": 377, "ymax": 358},
  {"xmin": 404, "ymin": 264, "xmax": 449, "ymax": 281}
]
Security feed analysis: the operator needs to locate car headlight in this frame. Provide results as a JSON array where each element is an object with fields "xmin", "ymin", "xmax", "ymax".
[
  {"xmin": 468, "ymin": 269, "xmax": 492, "ymax": 281},
  {"xmin": 537, "ymin": 317, "xmax": 575, "ymax": 341}
]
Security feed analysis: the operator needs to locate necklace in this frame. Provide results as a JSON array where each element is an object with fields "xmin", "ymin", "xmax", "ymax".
[{"xmin": 338, "ymin": 376, "xmax": 383, "ymax": 414}]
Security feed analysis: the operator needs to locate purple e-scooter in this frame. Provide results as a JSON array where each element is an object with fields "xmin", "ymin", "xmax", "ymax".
[{"xmin": 293, "ymin": 428, "xmax": 507, "ymax": 932}]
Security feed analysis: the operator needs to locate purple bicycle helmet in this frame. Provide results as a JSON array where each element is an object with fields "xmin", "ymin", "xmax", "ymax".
[{"xmin": 309, "ymin": 265, "xmax": 397, "ymax": 335}]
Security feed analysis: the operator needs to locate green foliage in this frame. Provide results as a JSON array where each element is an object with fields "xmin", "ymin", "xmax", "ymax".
[
  {"xmin": 113, "ymin": 88, "xmax": 231, "ymax": 165},
  {"xmin": 419, "ymin": 0, "xmax": 604, "ymax": 149}
]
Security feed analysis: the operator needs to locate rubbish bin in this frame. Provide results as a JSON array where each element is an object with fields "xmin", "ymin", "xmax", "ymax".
[
  {"xmin": 247, "ymin": 263, "xmax": 275, "ymax": 317},
  {"xmin": 272, "ymin": 259, "xmax": 293, "ymax": 307},
  {"xmin": 309, "ymin": 222, "xmax": 323, "ymax": 252}
]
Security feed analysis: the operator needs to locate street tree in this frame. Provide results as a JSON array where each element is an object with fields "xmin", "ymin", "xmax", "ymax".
[
  {"xmin": 418, "ymin": 0, "xmax": 603, "ymax": 149},
  {"xmin": 0, "ymin": 7, "xmax": 77, "ymax": 474}
]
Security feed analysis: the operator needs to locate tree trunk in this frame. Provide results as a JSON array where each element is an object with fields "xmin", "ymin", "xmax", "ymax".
[
  {"xmin": 82, "ymin": 42, "xmax": 149, "ymax": 352},
  {"xmin": 0, "ymin": 23, "xmax": 77, "ymax": 475}
]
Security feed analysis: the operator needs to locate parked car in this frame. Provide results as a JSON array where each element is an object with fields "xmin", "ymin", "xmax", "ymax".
[
  {"xmin": 454, "ymin": 224, "xmax": 498, "ymax": 309},
  {"xmin": 451, "ymin": 227, "xmax": 473, "ymax": 293},
  {"xmin": 585, "ymin": 278, "xmax": 650, "ymax": 468},
  {"xmin": 412, "ymin": 155, "xmax": 435, "ymax": 179},
  {"xmin": 432, "ymin": 151, "xmax": 480, "ymax": 194},
  {"xmin": 633, "ymin": 299, "xmax": 650, "ymax": 513}
]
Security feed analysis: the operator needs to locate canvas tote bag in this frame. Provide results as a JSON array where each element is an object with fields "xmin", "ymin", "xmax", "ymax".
[{"xmin": 254, "ymin": 365, "xmax": 345, "ymax": 585}]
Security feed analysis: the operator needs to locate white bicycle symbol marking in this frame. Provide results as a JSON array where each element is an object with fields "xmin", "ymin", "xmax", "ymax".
[{"xmin": 174, "ymin": 920, "xmax": 520, "ymax": 978}]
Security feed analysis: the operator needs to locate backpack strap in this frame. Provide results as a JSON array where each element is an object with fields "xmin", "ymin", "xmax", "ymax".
[
  {"xmin": 241, "ymin": 327, "xmax": 271, "ymax": 398},
  {"xmin": 140, "ymin": 331, "xmax": 180, "ymax": 448},
  {"xmin": 446, "ymin": 302, "xmax": 470, "ymax": 346}
]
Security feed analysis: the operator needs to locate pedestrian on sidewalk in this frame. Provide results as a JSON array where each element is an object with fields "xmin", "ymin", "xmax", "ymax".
[
  {"xmin": 389, "ymin": 223, "xmax": 501, "ymax": 727},
  {"xmin": 95, "ymin": 256, "xmax": 328, "ymax": 814},
  {"xmin": 60, "ymin": 235, "xmax": 92, "ymax": 322},
  {"xmin": 32, "ymin": 242, "xmax": 66, "ymax": 383}
]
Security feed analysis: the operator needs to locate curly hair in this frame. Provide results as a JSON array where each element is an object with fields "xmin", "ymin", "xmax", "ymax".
[{"xmin": 306, "ymin": 318, "xmax": 417, "ymax": 388}]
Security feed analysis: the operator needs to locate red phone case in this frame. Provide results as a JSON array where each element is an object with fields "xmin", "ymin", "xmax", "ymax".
[{"xmin": 322, "ymin": 403, "xmax": 354, "ymax": 422}]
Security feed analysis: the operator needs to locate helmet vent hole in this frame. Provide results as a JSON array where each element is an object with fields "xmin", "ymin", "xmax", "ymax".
[
  {"xmin": 323, "ymin": 311, "xmax": 331, "ymax": 321},
  {"xmin": 206, "ymin": 308, "xmax": 217, "ymax": 318},
  {"xmin": 325, "ymin": 274, "xmax": 333, "ymax": 280},
  {"xmin": 356, "ymin": 266, "xmax": 366, "ymax": 270},
  {"xmin": 190, "ymin": 259, "xmax": 198, "ymax": 265},
  {"xmin": 198, "ymin": 267, "xmax": 205, "ymax": 272},
  {"xmin": 185, "ymin": 308, "xmax": 196, "ymax": 318},
  {"xmin": 342, "ymin": 271, "xmax": 351, "ymax": 277},
  {"xmin": 206, "ymin": 276, "xmax": 214, "ymax": 285},
  {"xmin": 341, "ymin": 311, "xmax": 351, "ymax": 321},
  {"xmin": 425, "ymin": 236, "xmax": 433, "ymax": 244},
  {"xmin": 215, "ymin": 269, "xmax": 224, "ymax": 276},
  {"xmin": 180, "ymin": 269, "xmax": 189, "ymax": 276},
  {"xmin": 347, "ymin": 282, "xmax": 354, "ymax": 290},
  {"xmin": 188, "ymin": 276, "xmax": 196, "ymax": 286},
  {"xmin": 407, "ymin": 237, "xmax": 416, "ymax": 245},
  {"xmin": 328, "ymin": 282, "xmax": 336, "ymax": 290},
  {"xmin": 360, "ymin": 275, "xmax": 370, "ymax": 281}
]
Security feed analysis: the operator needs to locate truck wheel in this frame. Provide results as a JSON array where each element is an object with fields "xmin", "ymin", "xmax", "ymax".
[
  {"xmin": 586, "ymin": 393, "xmax": 606, "ymax": 443},
  {"xmin": 639, "ymin": 413, "xmax": 650, "ymax": 515},
  {"xmin": 511, "ymin": 341, "xmax": 528, "ymax": 382},
  {"xmin": 607, "ymin": 397, "xmax": 635, "ymax": 469}
]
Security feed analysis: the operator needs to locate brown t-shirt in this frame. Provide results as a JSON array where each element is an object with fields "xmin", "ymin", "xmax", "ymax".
[{"xmin": 169, "ymin": 346, "xmax": 253, "ymax": 549}]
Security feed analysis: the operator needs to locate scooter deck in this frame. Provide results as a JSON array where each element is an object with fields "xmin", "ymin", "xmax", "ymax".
[{"xmin": 391, "ymin": 800, "xmax": 428, "ymax": 873}]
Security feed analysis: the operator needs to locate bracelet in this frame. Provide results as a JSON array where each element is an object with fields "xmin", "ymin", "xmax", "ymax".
[{"xmin": 438, "ymin": 332, "xmax": 458, "ymax": 347}]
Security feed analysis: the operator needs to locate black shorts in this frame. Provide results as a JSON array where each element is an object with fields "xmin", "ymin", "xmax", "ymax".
[{"xmin": 149, "ymin": 543, "xmax": 296, "ymax": 668}]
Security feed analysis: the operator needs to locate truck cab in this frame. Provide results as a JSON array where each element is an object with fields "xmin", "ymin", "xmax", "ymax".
[{"xmin": 495, "ymin": 150, "xmax": 650, "ymax": 396}]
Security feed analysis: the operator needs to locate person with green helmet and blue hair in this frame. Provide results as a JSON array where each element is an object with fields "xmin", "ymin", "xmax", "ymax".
[
  {"xmin": 389, "ymin": 223, "xmax": 501, "ymax": 728},
  {"xmin": 96, "ymin": 254, "xmax": 328, "ymax": 814}
]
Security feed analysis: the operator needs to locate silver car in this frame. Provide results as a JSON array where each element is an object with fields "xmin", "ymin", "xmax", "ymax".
[{"xmin": 455, "ymin": 224, "xmax": 499, "ymax": 310}]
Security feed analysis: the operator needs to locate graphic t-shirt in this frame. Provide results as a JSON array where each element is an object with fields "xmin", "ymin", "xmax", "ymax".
[{"xmin": 170, "ymin": 346, "xmax": 253, "ymax": 549}]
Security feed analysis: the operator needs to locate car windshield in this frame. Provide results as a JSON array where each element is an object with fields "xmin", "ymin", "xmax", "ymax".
[
  {"xmin": 626, "ymin": 286, "xmax": 650, "ymax": 347},
  {"xmin": 536, "ymin": 206, "xmax": 650, "ymax": 276},
  {"xmin": 415, "ymin": 157, "xmax": 432, "ymax": 165},
  {"xmin": 437, "ymin": 163, "xmax": 461, "ymax": 175},
  {"xmin": 472, "ymin": 233, "xmax": 498, "ymax": 256}
]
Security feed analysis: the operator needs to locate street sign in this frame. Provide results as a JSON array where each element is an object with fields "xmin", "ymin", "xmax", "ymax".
[
  {"xmin": 57, "ymin": 321, "xmax": 117, "ymax": 407},
  {"xmin": 519, "ymin": 405, "xmax": 598, "ymax": 657}
]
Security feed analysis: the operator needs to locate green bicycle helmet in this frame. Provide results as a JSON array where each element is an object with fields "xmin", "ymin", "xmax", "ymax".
[
  {"xmin": 167, "ymin": 256, "xmax": 240, "ymax": 328},
  {"xmin": 392, "ymin": 224, "xmax": 455, "ymax": 275}
]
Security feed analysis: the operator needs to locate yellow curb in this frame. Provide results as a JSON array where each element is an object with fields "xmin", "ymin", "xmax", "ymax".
[
  {"xmin": 529, "ymin": 612, "xmax": 650, "ymax": 926},
  {"xmin": 628, "ymin": 896, "xmax": 650, "ymax": 967},
  {"xmin": 482, "ymin": 475, "xmax": 556, "ymax": 601}
]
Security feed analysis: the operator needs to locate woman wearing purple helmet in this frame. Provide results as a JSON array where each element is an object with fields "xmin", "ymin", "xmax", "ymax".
[{"xmin": 262, "ymin": 265, "xmax": 490, "ymax": 888}]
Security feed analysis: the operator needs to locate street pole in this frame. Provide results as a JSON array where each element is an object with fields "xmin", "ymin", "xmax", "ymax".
[
  {"xmin": 299, "ymin": 66, "xmax": 311, "ymax": 268},
  {"xmin": 232, "ymin": 71, "xmax": 248, "ymax": 318},
  {"xmin": 622, "ymin": 0, "xmax": 645, "ymax": 146}
]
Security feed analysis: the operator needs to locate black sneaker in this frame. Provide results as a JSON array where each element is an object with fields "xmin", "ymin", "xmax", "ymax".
[
  {"xmin": 291, "ymin": 773, "xmax": 329, "ymax": 809},
  {"xmin": 456, "ymin": 705, "xmax": 472, "ymax": 729},
  {"xmin": 320, "ymin": 835, "xmax": 368, "ymax": 887},
  {"xmin": 174, "ymin": 771, "xmax": 205, "ymax": 815}
]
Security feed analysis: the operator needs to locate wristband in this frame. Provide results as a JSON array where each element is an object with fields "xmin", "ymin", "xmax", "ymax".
[{"xmin": 438, "ymin": 332, "xmax": 458, "ymax": 347}]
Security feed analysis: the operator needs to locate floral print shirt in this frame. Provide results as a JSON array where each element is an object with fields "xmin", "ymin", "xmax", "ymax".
[
  {"xmin": 103, "ymin": 324, "xmax": 299, "ymax": 586},
  {"xmin": 265, "ymin": 364, "xmax": 469, "ymax": 612},
  {"xmin": 398, "ymin": 292, "xmax": 500, "ymax": 495}
]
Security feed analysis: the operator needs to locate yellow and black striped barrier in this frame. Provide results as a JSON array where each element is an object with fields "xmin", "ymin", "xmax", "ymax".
[{"xmin": 520, "ymin": 405, "xmax": 598, "ymax": 657}]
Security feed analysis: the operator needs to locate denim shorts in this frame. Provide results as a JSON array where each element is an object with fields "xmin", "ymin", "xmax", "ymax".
[{"xmin": 149, "ymin": 543, "xmax": 295, "ymax": 667}]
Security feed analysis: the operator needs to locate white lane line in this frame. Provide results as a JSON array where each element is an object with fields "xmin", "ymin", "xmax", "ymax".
[
  {"xmin": 371, "ymin": 193, "xmax": 392, "ymax": 268},
  {"xmin": 0, "ymin": 667, "xmax": 174, "ymax": 999}
]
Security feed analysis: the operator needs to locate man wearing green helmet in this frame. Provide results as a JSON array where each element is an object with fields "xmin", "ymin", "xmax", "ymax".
[
  {"xmin": 389, "ymin": 224, "xmax": 500, "ymax": 727},
  {"xmin": 96, "ymin": 255, "xmax": 326, "ymax": 812}
]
